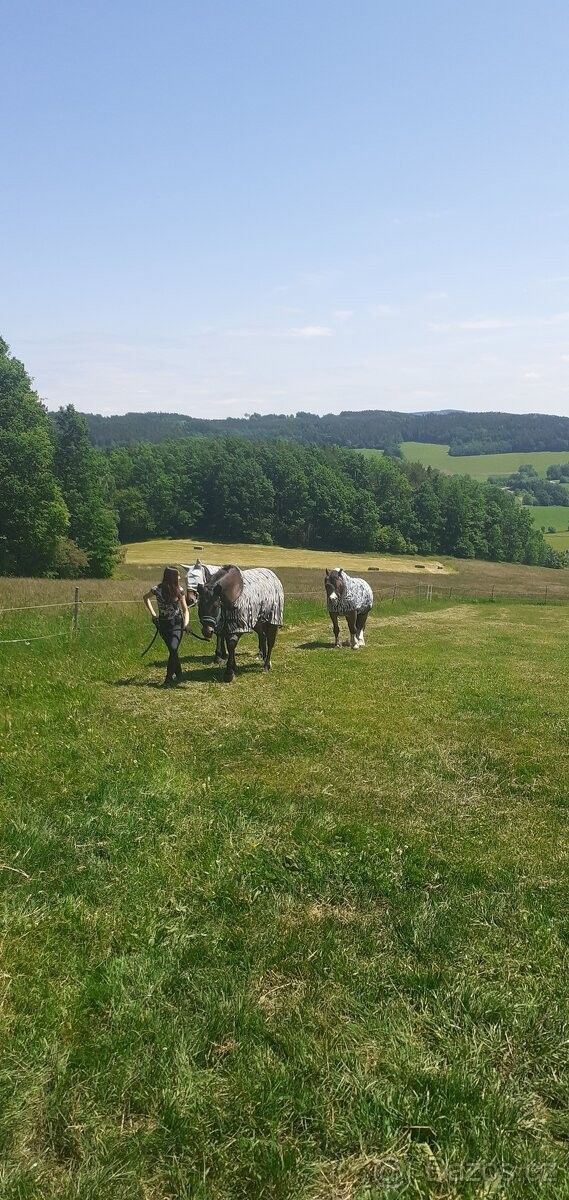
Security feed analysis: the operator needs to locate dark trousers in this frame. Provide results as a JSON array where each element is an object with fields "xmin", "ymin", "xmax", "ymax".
[{"xmin": 158, "ymin": 617, "xmax": 184, "ymax": 681}]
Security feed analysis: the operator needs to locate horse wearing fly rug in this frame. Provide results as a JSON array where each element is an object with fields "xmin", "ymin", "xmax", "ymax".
[
  {"xmin": 198, "ymin": 566, "xmax": 284, "ymax": 682},
  {"xmin": 183, "ymin": 560, "xmax": 226, "ymax": 662},
  {"xmin": 324, "ymin": 568, "xmax": 373, "ymax": 649}
]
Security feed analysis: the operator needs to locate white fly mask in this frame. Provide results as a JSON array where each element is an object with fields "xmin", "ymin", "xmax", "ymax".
[{"xmin": 183, "ymin": 562, "xmax": 220, "ymax": 598}]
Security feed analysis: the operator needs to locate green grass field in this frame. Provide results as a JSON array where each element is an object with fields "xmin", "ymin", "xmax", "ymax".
[
  {"xmin": 528, "ymin": 505, "xmax": 569, "ymax": 533},
  {"xmin": 544, "ymin": 530, "xmax": 569, "ymax": 553},
  {"xmin": 1, "ymin": 591, "xmax": 568, "ymax": 1197},
  {"xmin": 365, "ymin": 443, "xmax": 569, "ymax": 481}
]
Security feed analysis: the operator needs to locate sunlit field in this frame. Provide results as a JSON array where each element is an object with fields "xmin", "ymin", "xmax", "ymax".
[
  {"xmin": 1, "ymin": 591, "xmax": 568, "ymax": 1198},
  {"xmin": 544, "ymin": 529, "xmax": 569, "ymax": 553},
  {"xmin": 529, "ymin": 505, "xmax": 569, "ymax": 533},
  {"xmin": 360, "ymin": 443, "xmax": 569, "ymax": 481},
  {"xmin": 122, "ymin": 538, "xmax": 451, "ymax": 574}
]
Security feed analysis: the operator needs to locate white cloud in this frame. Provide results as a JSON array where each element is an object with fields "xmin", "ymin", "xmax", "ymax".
[
  {"xmin": 289, "ymin": 325, "xmax": 333, "ymax": 338},
  {"xmin": 523, "ymin": 371, "xmax": 540, "ymax": 380},
  {"xmin": 333, "ymin": 309, "xmax": 354, "ymax": 321}
]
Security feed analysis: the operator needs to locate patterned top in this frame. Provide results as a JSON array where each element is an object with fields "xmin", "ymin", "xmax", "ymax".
[
  {"xmin": 327, "ymin": 572, "xmax": 373, "ymax": 615},
  {"xmin": 151, "ymin": 584, "xmax": 183, "ymax": 622},
  {"xmin": 222, "ymin": 568, "xmax": 284, "ymax": 638}
]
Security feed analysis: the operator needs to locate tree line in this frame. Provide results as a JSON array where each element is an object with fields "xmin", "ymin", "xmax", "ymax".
[
  {"xmin": 0, "ymin": 338, "xmax": 119, "ymax": 577},
  {"xmin": 82, "ymin": 407, "xmax": 569, "ymax": 457},
  {"xmin": 1, "ymin": 336, "xmax": 566, "ymax": 577},
  {"xmin": 107, "ymin": 435, "xmax": 564, "ymax": 567},
  {"xmin": 487, "ymin": 465, "xmax": 569, "ymax": 507}
]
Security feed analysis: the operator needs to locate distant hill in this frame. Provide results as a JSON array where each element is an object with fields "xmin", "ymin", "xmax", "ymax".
[{"xmin": 80, "ymin": 408, "xmax": 569, "ymax": 456}]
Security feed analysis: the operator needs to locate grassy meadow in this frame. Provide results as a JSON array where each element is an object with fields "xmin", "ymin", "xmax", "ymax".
[
  {"xmin": 1, "ymin": 585, "xmax": 569, "ymax": 1198},
  {"xmin": 360, "ymin": 443, "xmax": 569, "ymax": 481},
  {"xmin": 529, "ymin": 506, "xmax": 569, "ymax": 533},
  {"xmin": 543, "ymin": 530, "xmax": 569, "ymax": 554}
]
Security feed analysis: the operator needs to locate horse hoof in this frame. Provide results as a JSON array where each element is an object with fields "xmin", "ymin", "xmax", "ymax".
[
  {"xmin": 263, "ymin": 662, "xmax": 271, "ymax": 671},
  {"xmin": 225, "ymin": 672, "xmax": 235, "ymax": 683}
]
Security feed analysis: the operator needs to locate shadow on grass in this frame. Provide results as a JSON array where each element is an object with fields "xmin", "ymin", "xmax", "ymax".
[
  {"xmin": 297, "ymin": 640, "xmax": 338, "ymax": 650},
  {"xmin": 114, "ymin": 659, "xmax": 267, "ymax": 686}
]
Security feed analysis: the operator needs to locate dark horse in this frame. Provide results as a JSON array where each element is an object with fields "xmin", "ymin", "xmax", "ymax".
[
  {"xmin": 324, "ymin": 568, "xmax": 373, "ymax": 649},
  {"xmin": 198, "ymin": 565, "xmax": 284, "ymax": 682},
  {"xmin": 185, "ymin": 561, "xmax": 227, "ymax": 663}
]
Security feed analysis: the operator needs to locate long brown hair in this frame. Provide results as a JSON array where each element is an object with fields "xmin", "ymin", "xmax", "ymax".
[{"xmin": 161, "ymin": 566, "xmax": 182, "ymax": 605}]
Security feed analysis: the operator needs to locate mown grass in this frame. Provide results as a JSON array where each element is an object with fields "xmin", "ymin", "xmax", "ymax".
[
  {"xmin": 122, "ymin": 539, "xmax": 451, "ymax": 575},
  {"xmin": 0, "ymin": 595, "xmax": 568, "ymax": 1198},
  {"xmin": 363, "ymin": 443, "xmax": 569, "ymax": 481}
]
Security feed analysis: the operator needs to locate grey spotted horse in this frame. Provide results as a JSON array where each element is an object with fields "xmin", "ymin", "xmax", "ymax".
[
  {"xmin": 324, "ymin": 568, "xmax": 373, "ymax": 649},
  {"xmin": 198, "ymin": 565, "xmax": 284, "ymax": 682}
]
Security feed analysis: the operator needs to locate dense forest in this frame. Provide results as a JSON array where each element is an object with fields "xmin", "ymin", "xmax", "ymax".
[
  {"xmin": 1, "ymin": 336, "xmax": 567, "ymax": 576},
  {"xmin": 0, "ymin": 338, "xmax": 119, "ymax": 578},
  {"xmin": 106, "ymin": 435, "xmax": 563, "ymax": 568},
  {"xmin": 83, "ymin": 408, "xmax": 569, "ymax": 457}
]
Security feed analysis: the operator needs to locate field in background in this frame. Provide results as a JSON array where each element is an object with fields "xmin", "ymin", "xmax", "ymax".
[
  {"xmin": 546, "ymin": 530, "xmax": 569, "ymax": 553},
  {"xmin": 529, "ymin": 505, "xmax": 569, "ymax": 532},
  {"xmin": 114, "ymin": 538, "xmax": 569, "ymax": 603},
  {"xmin": 123, "ymin": 538, "xmax": 451, "ymax": 574},
  {"xmin": 1, "ymin": 596, "xmax": 568, "ymax": 1197},
  {"xmin": 361, "ymin": 443, "xmax": 569, "ymax": 480}
]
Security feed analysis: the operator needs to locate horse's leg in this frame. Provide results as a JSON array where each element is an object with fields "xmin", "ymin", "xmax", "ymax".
[
  {"xmin": 263, "ymin": 624, "xmax": 277, "ymax": 671},
  {"xmin": 257, "ymin": 623, "xmax": 267, "ymax": 660},
  {"xmin": 214, "ymin": 630, "xmax": 226, "ymax": 662},
  {"xmin": 356, "ymin": 607, "xmax": 370, "ymax": 647},
  {"xmin": 346, "ymin": 609, "xmax": 359, "ymax": 649},
  {"xmin": 331, "ymin": 612, "xmax": 341, "ymax": 647},
  {"xmin": 225, "ymin": 635, "xmax": 239, "ymax": 682}
]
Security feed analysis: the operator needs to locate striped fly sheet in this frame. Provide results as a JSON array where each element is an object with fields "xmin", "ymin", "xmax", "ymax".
[{"xmin": 223, "ymin": 568, "xmax": 284, "ymax": 638}]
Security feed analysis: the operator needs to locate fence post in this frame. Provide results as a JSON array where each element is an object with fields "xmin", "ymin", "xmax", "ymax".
[
  {"xmin": 392, "ymin": 584, "xmax": 398, "ymax": 602},
  {"xmin": 427, "ymin": 584, "xmax": 433, "ymax": 602},
  {"xmin": 544, "ymin": 587, "xmax": 548, "ymax": 606},
  {"xmin": 491, "ymin": 585, "xmax": 495, "ymax": 602},
  {"xmin": 72, "ymin": 587, "xmax": 80, "ymax": 635}
]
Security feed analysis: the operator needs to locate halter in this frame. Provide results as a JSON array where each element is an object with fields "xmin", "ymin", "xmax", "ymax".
[{"xmin": 187, "ymin": 594, "xmax": 218, "ymax": 640}]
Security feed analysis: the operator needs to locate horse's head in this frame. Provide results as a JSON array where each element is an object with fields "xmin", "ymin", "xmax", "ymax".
[
  {"xmin": 197, "ymin": 566, "xmax": 244, "ymax": 639},
  {"xmin": 324, "ymin": 568, "xmax": 346, "ymax": 603},
  {"xmin": 197, "ymin": 583, "xmax": 221, "ymax": 640}
]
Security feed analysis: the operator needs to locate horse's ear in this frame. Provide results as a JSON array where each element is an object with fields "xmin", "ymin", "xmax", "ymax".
[
  {"xmin": 325, "ymin": 568, "xmax": 329, "ymax": 576},
  {"xmin": 217, "ymin": 566, "xmax": 243, "ymax": 606},
  {"xmin": 197, "ymin": 582, "xmax": 204, "ymax": 594}
]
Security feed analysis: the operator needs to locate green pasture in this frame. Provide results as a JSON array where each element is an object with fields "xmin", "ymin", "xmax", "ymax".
[
  {"xmin": 361, "ymin": 443, "xmax": 569, "ymax": 481},
  {"xmin": 545, "ymin": 529, "xmax": 569, "ymax": 553},
  {"xmin": 1, "ymin": 595, "xmax": 568, "ymax": 1198},
  {"xmin": 529, "ymin": 505, "xmax": 569, "ymax": 533}
]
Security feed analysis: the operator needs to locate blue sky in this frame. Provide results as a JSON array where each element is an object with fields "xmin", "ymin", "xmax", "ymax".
[{"xmin": 2, "ymin": 0, "xmax": 569, "ymax": 417}]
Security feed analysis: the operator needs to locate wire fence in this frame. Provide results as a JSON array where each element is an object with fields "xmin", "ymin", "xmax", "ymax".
[{"xmin": 1, "ymin": 579, "xmax": 568, "ymax": 647}]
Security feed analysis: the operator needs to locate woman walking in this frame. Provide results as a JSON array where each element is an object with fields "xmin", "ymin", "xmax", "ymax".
[{"xmin": 143, "ymin": 567, "xmax": 189, "ymax": 686}]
